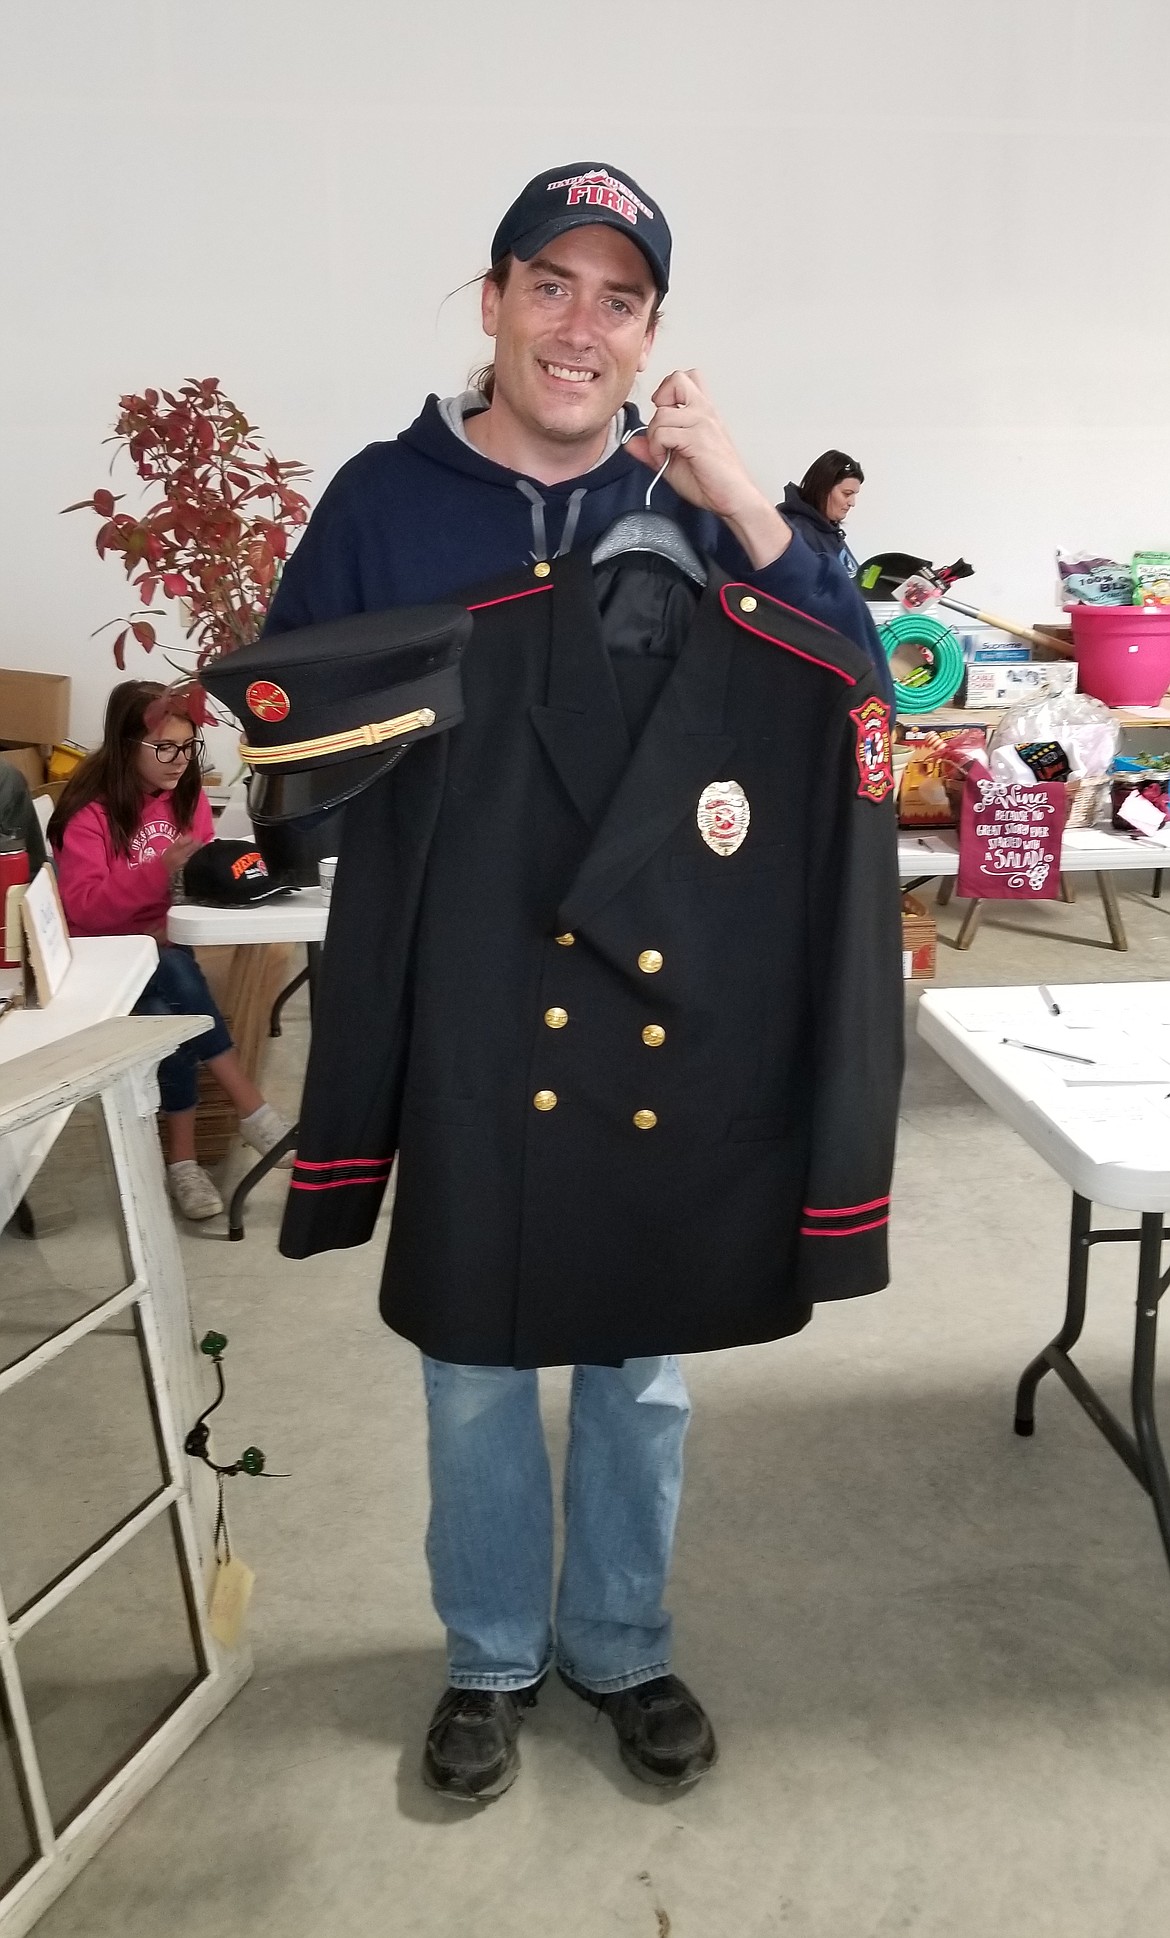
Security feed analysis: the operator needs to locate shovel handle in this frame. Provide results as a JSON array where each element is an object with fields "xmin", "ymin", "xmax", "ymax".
[{"xmin": 939, "ymin": 598, "xmax": 1075, "ymax": 659}]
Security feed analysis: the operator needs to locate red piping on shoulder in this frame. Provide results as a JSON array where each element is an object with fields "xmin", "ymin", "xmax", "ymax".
[
  {"xmin": 466, "ymin": 584, "xmax": 555, "ymax": 613},
  {"xmin": 720, "ymin": 585, "xmax": 856, "ymax": 684}
]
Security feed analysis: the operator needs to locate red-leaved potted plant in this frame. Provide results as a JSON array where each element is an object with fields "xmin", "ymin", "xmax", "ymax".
[{"xmin": 64, "ymin": 377, "xmax": 311, "ymax": 671}]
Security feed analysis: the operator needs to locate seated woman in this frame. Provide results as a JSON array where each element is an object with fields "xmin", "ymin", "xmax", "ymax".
[{"xmin": 49, "ymin": 679, "xmax": 292, "ymax": 1222}]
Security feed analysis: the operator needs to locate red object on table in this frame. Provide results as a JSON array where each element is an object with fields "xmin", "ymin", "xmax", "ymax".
[
  {"xmin": 956, "ymin": 773, "xmax": 1064, "ymax": 901},
  {"xmin": 0, "ymin": 837, "xmax": 30, "ymax": 968}
]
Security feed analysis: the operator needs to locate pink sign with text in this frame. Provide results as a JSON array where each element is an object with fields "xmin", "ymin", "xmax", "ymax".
[{"xmin": 956, "ymin": 775, "xmax": 1064, "ymax": 900}]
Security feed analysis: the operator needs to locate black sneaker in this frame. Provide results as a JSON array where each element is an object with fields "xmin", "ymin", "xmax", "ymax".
[
  {"xmin": 422, "ymin": 1683, "xmax": 541, "ymax": 1801},
  {"xmin": 559, "ymin": 1669, "xmax": 718, "ymax": 1789}
]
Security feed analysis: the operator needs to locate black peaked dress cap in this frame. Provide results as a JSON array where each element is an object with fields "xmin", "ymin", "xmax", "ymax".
[{"xmin": 202, "ymin": 605, "xmax": 470, "ymax": 824}]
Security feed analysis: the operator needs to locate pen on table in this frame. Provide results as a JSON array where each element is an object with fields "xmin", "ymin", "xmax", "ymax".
[
  {"xmin": 1038, "ymin": 985, "xmax": 1060, "ymax": 1016},
  {"xmin": 1001, "ymin": 1038, "xmax": 1096, "ymax": 1065}
]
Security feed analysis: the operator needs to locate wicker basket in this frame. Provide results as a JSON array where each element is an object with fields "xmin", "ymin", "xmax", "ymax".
[{"xmin": 1064, "ymin": 776, "xmax": 1110, "ymax": 828}]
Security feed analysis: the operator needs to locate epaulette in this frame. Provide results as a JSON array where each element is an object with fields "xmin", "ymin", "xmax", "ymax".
[{"xmin": 720, "ymin": 581, "xmax": 873, "ymax": 688}]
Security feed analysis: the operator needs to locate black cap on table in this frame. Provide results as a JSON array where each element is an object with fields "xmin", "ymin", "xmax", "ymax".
[
  {"xmin": 492, "ymin": 162, "xmax": 671, "ymax": 296},
  {"xmin": 201, "ymin": 605, "xmax": 470, "ymax": 825}
]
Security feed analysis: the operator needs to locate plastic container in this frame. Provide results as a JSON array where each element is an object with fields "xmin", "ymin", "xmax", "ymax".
[
  {"xmin": 1069, "ymin": 605, "xmax": 1170, "ymax": 707},
  {"xmin": 1111, "ymin": 773, "xmax": 1169, "ymax": 830},
  {"xmin": 0, "ymin": 834, "xmax": 30, "ymax": 969}
]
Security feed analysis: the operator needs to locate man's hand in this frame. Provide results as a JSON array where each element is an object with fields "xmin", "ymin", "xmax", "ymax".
[
  {"xmin": 163, "ymin": 835, "xmax": 202, "ymax": 878},
  {"xmin": 628, "ymin": 369, "xmax": 792, "ymax": 570}
]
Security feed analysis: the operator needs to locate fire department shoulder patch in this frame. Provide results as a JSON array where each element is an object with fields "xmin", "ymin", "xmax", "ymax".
[
  {"xmin": 245, "ymin": 680, "xmax": 290, "ymax": 723},
  {"xmin": 697, "ymin": 780, "xmax": 750, "ymax": 855},
  {"xmin": 849, "ymin": 697, "xmax": 893, "ymax": 803}
]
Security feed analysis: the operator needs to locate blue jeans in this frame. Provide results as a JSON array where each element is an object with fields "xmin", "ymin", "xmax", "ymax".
[
  {"xmin": 422, "ymin": 1354, "xmax": 691, "ymax": 1694},
  {"xmin": 133, "ymin": 944, "xmax": 233, "ymax": 1114}
]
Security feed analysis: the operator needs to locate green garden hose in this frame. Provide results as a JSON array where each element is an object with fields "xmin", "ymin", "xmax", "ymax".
[{"xmin": 879, "ymin": 613, "xmax": 966, "ymax": 714}]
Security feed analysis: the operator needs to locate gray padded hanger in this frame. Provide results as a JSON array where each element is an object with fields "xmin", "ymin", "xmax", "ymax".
[{"xmin": 591, "ymin": 437, "xmax": 707, "ymax": 588}]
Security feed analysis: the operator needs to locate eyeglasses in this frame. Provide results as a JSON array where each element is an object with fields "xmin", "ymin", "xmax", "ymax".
[{"xmin": 143, "ymin": 736, "xmax": 205, "ymax": 767}]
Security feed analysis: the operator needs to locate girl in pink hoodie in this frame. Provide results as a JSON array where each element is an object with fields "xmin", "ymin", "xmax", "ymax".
[{"xmin": 51, "ymin": 679, "xmax": 292, "ymax": 1221}]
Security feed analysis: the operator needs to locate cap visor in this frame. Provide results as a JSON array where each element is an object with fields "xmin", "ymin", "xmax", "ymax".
[
  {"xmin": 247, "ymin": 745, "xmax": 407, "ymax": 826},
  {"xmin": 510, "ymin": 212, "xmax": 666, "ymax": 293}
]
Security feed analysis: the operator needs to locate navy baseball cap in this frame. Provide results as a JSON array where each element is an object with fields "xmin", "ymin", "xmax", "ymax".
[{"xmin": 492, "ymin": 162, "xmax": 671, "ymax": 296}]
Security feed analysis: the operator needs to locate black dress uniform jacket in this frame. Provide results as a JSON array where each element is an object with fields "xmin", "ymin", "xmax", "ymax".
[{"xmin": 280, "ymin": 550, "xmax": 904, "ymax": 1368}]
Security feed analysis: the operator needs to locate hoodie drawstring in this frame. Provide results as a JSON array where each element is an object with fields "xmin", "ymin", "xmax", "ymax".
[
  {"xmin": 557, "ymin": 488, "xmax": 587, "ymax": 558},
  {"xmin": 515, "ymin": 481, "xmax": 588, "ymax": 564}
]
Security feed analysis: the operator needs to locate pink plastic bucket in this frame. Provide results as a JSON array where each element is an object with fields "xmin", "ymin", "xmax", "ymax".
[{"xmin": 1069, "ymin": 604, "xmax": 1170, "ymax": 707}]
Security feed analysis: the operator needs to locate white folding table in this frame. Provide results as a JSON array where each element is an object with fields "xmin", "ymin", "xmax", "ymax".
[
  {"xmin": 167, "ymin": 891, "xmax": 329, "ymax": 1238},
  {"xmin": 0, "ymin": 935, "xmax": 158, "ymax": 1230},
  {"xmin": 918, "ymin": 982, "xmax": 1170, "ymax": 1576},
  {"xmin": 898, "ymin": 827, "xmax": 1167, "ymax": 951}
]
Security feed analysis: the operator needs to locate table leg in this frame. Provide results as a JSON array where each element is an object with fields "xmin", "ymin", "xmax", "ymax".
[
  {"xmin": 1153, "ymin": 870, "xmax": 1163, "ymax": 900},
  {"xmin": 5, "ymin": 1197, "xmax": 36, "ymax": 1239},
  {"xmin": 936, "ymin": 877, "xmax": 954, "ymax": 908},
  {"xmin": 269, "ymin": 965, "xmax": 309, "ymax": 1038},
  {"xmin": 955, "ymin": 898, "xmax": 984, "ymax": 950},
  {"xmin": 1132, "ymin": 1213, "xmax": 1170, "ymax": 1570},
  {"xmin": 227, "ymin": 942, "xmax": 321, "ymax": 1242},
  {"xmin": 1015, "ymin": 1192, "xmax": 1091, "ymax": 1435},
  {"xmin": 1096, "ymin": 872, "xmax": 1128, "ymax": 951},
  {"xmin": 1060, "ymin": 874, "xmax": 1077, "ymax": 904}
]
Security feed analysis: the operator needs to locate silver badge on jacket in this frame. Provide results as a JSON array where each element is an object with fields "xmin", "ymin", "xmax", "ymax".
[{"xmin": 697, "ymin": 780, "xmax": 750, "ymax": 856}]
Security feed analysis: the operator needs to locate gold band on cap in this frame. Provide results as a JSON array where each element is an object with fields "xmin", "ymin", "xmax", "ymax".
[{"xmin": 240, "ymin": 706, "xmax": 437, "ymax": 766}]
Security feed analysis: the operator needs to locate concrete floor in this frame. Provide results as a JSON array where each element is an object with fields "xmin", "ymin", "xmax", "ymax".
[{"xmin": 15, "ymin": 870, "xmax": 1170, "ymax": 1937}]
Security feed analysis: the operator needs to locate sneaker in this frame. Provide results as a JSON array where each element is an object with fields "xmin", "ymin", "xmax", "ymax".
[
  {"xmin": 422, "ymin": 1684, "xmax": 541, "ymax": 1802},
  {"xmin": 559, "ymin": 1670, "xmax": 717, "ymax": 1789},
  {"xmin": 167, "ymin": 1160, "xmax": 224, "ymax": 1221},
  {"xmin": 238, "ymin": 1103, "xmax": 295, "ymax": 1168}
]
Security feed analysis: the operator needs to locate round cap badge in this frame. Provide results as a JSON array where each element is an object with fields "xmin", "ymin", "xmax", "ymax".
[
  {"xmin": 245, "ymin": 680, "xmax": 290, "ymax": 723},
  {"xmin": 697, "ymin": 780, "xmax": 750, "ymax": 856}
]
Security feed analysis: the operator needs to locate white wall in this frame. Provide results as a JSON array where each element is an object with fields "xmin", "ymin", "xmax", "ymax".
[{"xmin": 1, "ymin": 0, "xmax": 1168, "ymax": 741}]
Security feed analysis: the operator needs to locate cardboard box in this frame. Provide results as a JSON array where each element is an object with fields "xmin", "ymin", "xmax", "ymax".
[
  {"xmin": 961, "ymin": 662, "xmax": 1078, "ymax": 708},
  {"xmin": 0, "ymin": 745, "xmax": 46, "ymax": 791},
  {"xmin": 901, "ymin": 893, "xmax": 937, "ymax": 980},
  {"xmin": 0, "ymin": 669, "xmax": 71, "ymax": 747}
]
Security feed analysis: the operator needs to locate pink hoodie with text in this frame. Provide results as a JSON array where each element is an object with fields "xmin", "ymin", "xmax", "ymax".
[{"xmin": 55, "ymin": 790, "xmax": 214, "ymax": 938}]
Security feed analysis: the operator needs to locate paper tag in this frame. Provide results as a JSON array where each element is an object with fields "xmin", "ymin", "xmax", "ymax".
[
  {"xmin": 1117, "ymin": 790, "xmax": 1168, "ymax": 838},
  {"xmin": 209, "ymin": 1556, "xmax": 254, "ymax": 1650}
]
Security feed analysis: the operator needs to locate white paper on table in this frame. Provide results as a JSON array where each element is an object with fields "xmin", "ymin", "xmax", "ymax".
[
  {"xmin": 948, "ymin": 989, "xmax": 1056, "ymax": 1034},
  {"xmin": 1117, "ymin": 791, "xmax": 1170, "ymax": 841}
]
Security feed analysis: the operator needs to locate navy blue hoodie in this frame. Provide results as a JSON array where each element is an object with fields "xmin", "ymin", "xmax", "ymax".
[{"xmin": 265, "ymin": 396, "xmax": 892, "ymax": 699}]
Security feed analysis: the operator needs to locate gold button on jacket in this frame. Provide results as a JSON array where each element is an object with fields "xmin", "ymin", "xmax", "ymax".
[
  {"xmin": 555, "ymin": 932, "xmax": 576, "ymax": 947},
  {"xmin": 544, "ymin": 1007, "xmax": 568, "ymax": 1029},
  {"xmin": 642, "ymin": 1024, "xmax": 666, "ymax": 1047},
  {"xmin": 638, "ymin": 949, "xmax": 663, "ymax": 974},
  {"xmin": 740, "ymin": 594, "xmax": 758, "ymax": 612},
  {"xmin": 533, "ymin": 561, "xmax": 551, "ymax": 578},
  {"xmin": 533, "ymin": 1089, "xmax": 558, "ymax": 1111},
  {"xmin": 633, "ymin": 1109, "xmax": 658, "ymax": 1130}
]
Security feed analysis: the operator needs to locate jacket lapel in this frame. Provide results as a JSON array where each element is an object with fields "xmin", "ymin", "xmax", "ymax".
[
  {"xmin": 529, "ymin": 550, "xmax": 631, "ymax": 830},
  {"xmin": 556, "ymin": 566, "xmax": 736, "ymax": 931}
]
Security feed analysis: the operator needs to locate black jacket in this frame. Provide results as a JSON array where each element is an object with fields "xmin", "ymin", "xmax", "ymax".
[
  {"xmin": 280, "ymin": 551, "xmax": 904, "ymax": 1369},
  {"xmin": 777, "ymin": 485, "xmax": 893, "ymax": 703}
]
